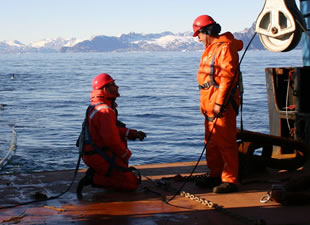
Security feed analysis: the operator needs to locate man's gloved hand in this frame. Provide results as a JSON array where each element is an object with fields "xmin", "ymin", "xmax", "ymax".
[{"xmin": 127, "ymin": 129, "xmax": 147, "ymax": 141}]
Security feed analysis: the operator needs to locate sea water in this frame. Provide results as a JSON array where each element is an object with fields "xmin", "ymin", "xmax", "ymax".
[{"xmin": 0, "ymin": 50, "xmax": 303, "ymax": 174}]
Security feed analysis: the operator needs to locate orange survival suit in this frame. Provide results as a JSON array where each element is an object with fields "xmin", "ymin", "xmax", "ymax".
[
  {"xmin": 197, "ymin": 32, "xmax": 243, "ymax": 184},
  {"xmin": 82, "ymin": 89, "xmax": 139, "ymax": 191}
]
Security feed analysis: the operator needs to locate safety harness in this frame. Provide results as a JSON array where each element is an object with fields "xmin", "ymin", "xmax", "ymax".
[
  {"xmin": 77, "ymin": 103, "xmax": 141, "ymax": 183},
  {"xmin": 198, "ymin": 42, "xmax": 243, "ymax": 121}
]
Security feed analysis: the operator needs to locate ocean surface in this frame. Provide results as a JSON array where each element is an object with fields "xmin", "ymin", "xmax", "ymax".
[{"xmin": 0, "ymin": 50, "xmax": 303, "ymax": 174}]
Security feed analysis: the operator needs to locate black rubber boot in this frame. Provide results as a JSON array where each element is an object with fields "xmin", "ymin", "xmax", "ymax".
[
  {"xmin": 76, "ymin": 168, "xmax": 95, "ymax": 199},
  {"xmin": 213, "ymin": 182, "xmax": 238, "ymax": 193}
]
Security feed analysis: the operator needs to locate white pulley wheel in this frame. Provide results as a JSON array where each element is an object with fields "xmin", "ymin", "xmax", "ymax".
[
  {"xmin": 259, "ymin": 26, "xmax": 297, "ymax": 52},
  {"xmin": 255, "ymin": 0, "xmax": 305, "ymax": 52}
]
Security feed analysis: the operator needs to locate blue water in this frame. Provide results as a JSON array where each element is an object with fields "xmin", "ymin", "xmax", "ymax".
[{"xmin": 0, "ymin": 50, "xmax": 303, "ymax": 174}]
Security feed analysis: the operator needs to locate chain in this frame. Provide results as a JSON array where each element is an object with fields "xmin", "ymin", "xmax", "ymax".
[{"xmin": 180, "ymin": 191, "xmax": 267, "ymax": 225}]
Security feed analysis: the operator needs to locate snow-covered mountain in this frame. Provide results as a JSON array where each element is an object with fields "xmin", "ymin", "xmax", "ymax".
[
  {"xmin": 30, "ymin": 37, "xmax": 82, "ymax": 49},
  {"xmin": 60, "ymin": 31, "xmax": 206, "ymax": 53},
  {"xmin": 0, "ymin": 23, "xmax": 265, "ymax": 53},
  {"xmin": 0, "ymin": 38, "xmax": 82, "ymax": 53},
  {"xmin": 60, "ymin": 23, "xmax": 265, "ymax": 53},
  {"xmin": 0, "ymin": 40, "xmax": 28, "ymax": 53}
]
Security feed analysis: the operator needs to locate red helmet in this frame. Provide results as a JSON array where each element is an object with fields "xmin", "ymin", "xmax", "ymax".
[
  {"xmin": 92, "ymin": 73, "xmax": 114, "ymax": 90},
  {"xmin": 192, "ymin": 15, "xmax": 216, "ymax": 37}
]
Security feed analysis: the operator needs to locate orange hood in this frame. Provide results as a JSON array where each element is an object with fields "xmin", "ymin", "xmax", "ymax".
[{"xmin": 215, "ymin": 32, "xmax": 243, "ymax": 52}]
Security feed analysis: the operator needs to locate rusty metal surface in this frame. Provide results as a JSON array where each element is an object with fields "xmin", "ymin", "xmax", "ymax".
[{"xmin": 1, "ymin": 161, "xmax": 310, "ymax": 225}]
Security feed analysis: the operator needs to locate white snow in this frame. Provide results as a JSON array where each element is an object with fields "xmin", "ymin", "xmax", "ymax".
[
  {"xmin": 1, "ymin": 40, "xmax": 25, "ymax": 47},
  {"xmin": 133, "ymin": 33, "xmax": 195, "ymax": 48},
  {"xmin": 30, "ymin": 37, "xmax": 83, "ymax": 49}
]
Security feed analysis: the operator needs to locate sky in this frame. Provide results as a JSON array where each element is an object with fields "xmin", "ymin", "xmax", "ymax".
[{"xmin": 0, "ymin": 0, "xmax": 266, "ymax": 44}]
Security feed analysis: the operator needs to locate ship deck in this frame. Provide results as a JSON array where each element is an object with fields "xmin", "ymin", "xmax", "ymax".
[{"xmin": 1, "ymin": 161, "xmax": 310, "ymax": 225}]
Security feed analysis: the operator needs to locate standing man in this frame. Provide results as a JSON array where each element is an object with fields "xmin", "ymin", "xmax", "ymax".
[
  {"xmin": 77, "ymin": 73, "xmax": 146, "ymax": 198},
  {"xmin": 193, "ymin": 15, "xmax": 243, "ymax": 193}
]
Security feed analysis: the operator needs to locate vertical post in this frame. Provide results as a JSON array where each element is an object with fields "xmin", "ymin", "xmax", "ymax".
[{"xmin": 300, "ymin": 0, "xmax": 310, "ymax": 66}]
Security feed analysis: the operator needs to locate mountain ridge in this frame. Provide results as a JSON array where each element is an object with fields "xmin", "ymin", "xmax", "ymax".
[{"xmin": 0, "ymin": 23, "xmax": 266, "ymax": 53}]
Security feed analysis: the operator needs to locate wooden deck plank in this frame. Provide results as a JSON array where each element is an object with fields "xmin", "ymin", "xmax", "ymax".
[{"xmin": 1, "ymin": 161, "xmax": 310, "ymax": 225}]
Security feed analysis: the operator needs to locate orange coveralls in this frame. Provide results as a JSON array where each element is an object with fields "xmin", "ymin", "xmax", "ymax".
[
  {"xmin": 197, "ymin": 32, "xmax": 243, "ymax": 184},
  {"xmin": 82, "ymin": 89, "xmax": 138, "ymax": 191}
]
